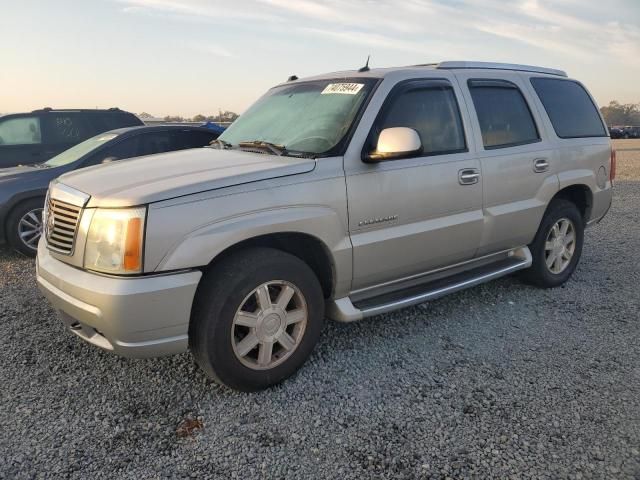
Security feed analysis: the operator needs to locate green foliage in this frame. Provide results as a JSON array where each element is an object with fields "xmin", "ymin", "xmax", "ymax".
[{"xmin": 600, "ymin": 101, "xmax": 640, "ymax": 126}]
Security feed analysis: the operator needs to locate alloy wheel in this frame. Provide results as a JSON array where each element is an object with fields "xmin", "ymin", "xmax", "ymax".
[
  {"xmin": 544, "ymin": 217, "xmax": 576, "ymax": 274},
  {"xmin": 17, "ymin": 208, "xmax": 44, "ymax": 251},
  {"xmin": 231, "ymin": 280, "xmax": 308, "ymax": 370}
]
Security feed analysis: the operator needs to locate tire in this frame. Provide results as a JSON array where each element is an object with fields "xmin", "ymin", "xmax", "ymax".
[
  {"xmin": 520, "ymin": 199, "xmax": 584, "ymax": 288},
  {"xmin": 189, "ymin": 247, "xmax": 325, "ymax": 391},
  {"xmin": 6, "ymin": 198, "xmax": 45, "ymax": 257}
]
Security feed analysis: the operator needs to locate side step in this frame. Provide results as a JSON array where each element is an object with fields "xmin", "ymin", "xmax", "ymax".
[{"xmin": 327, "ymin": 247, "xmax": 531, "ymax": 322}]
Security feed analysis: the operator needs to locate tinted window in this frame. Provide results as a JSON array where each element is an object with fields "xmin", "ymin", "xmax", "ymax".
[
  {"xmin": 44, "ymin": 113, "xmax": 89, "ymax": 144},
  {"xmin": 531, "ymin": 78, "xmax": 606, "ymax": 138},
  {"xmin": 173, "ymin": 130, "xmax": 218, "ymax": 149},
  {"xmin": 138, "ymin": 132, "xmax": 174, "ymax": 156},
  {"xmin": 0, "ymin": 117, "xmax": 41, "ymax": 145},
  {"xmin": 93, "ymin": 137, "xmax": 141, "ymax": 163},
  {"xmin": 468, "ymin": 80, "xmax": 539, "ymax": 149},
  {"xmin": 378, "ymin": 84, "xmax": 466, "ymax": 155},
  {"xmin": 92, "ymin": 112, "xmax": 142, "ymax": 132}
]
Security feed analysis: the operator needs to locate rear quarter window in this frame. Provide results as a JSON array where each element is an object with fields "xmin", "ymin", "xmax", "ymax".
[{"xmin": 530, "ymin": 78, "xmax": 606, "ymax": 138}]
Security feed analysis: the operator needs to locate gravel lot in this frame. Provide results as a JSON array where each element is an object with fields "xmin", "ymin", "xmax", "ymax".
[{"xmin": 1, "ymin": 142, "xmax": 639, "ymax": 479}]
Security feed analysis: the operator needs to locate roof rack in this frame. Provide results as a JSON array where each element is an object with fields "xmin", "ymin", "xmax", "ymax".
[{"xmin": 436, "ymin": 61, "xmax": 567, "ymax": 77}]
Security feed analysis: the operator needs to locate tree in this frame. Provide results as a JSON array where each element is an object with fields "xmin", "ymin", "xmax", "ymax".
[
  {"xmin": 193, "ymin": 114, "xmax": 206, "ymax": 122},
  {"xmin": 600, "ymin": 101, "xmax": 640, "ymax": 126},
  {"xmin": 163, "ymin": 115, "xmax": 184, "ymax": 122}
]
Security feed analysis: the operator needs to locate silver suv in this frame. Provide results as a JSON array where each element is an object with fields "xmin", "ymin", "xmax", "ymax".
[{"xmin": 37, "ymin": 62, "xmax": 614, "ymax": 391}]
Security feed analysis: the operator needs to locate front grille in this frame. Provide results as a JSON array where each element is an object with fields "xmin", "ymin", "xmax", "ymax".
[{"xmin": 45, "ymin": 197, "xmax": 82, "ymax": 255}]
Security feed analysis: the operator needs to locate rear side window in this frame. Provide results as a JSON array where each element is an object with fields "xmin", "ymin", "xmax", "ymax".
[
  {"xmin": 377, "ymin": 83, "xmax": 466, "ymax": 156},
  {"xmin": 468, "ymin": 79, "xmax": 539, "ymax": 149},
  {"xmin": 0, "ymin": 116, "xmax": 41, "ymax": 145},
  {"xmin": 44, "ymin": 114, "xmax": 89, "ymax": 144},
  {"xmin": 530, "ymin": 78, "xmax": 606, "ymax": 138}
]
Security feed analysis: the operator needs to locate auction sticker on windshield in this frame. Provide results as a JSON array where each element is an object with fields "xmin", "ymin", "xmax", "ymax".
[{"xmin": 321, "ymin": 83, "xmax": 364, "ymax": 95}]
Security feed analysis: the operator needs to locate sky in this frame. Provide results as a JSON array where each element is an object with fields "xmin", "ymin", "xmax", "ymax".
[{"xmin": 1, "ymin": 0, "xmax": 639, "ymax": 117}]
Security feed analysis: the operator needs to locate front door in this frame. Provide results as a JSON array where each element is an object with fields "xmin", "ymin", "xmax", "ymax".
[{"xmin": 345, "ymin": 79, "xmax": 484, "ymax": 291}]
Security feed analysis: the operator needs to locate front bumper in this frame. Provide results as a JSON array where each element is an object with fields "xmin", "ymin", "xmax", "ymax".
[{"xmin": 36, "ymin": 241, "xmax": 202, "ymax": 357}]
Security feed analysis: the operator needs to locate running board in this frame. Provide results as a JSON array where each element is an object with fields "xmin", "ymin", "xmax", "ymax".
[{"xmin": 327, "ymin": 247, "xmax": 531, "ymax": 322}]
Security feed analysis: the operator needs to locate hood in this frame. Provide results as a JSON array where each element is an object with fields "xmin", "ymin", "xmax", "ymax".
[
  {"xmin": 0, "ymin": 164, "xmax": 44, "ymax": 180},
  {"xmin": 0, "ymin": 164, "xmax": 67, "ymax": 199},
  {"xmin": 57, "ymin": 148, "xmax": 316, "ymax": 207}
]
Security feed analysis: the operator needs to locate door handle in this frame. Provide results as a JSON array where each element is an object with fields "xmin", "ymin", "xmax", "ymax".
[
  {"xmin": 533, "ymin": 158, "xmax": 549, "ymax": 173},
  {"xmin": 458, "ymin": 168, "xmax": 480, "ymax": 185}
]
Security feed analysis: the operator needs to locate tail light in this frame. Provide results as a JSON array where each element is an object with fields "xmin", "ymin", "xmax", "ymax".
[{"xmin": 610, "ymin": 147, "xmax": 617, "ymax": 182}]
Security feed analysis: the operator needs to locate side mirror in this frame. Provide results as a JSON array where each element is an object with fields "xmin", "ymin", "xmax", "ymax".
[
  {"xmin": 101, "ymin": 156, "xmax": 118, "ymax": 164},
  {"xmin": 364, "ymin": 127, "xmax": 422, "ymax": 162}
]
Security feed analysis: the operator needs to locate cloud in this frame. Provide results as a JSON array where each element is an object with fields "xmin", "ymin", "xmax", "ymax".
[
  {"xmin": 187, "ymin": 42, "xmax": 233, "ymax": 58},
  {"xmin": 115, "ymin": 0, "xmax": 640, "ymax": 65}
]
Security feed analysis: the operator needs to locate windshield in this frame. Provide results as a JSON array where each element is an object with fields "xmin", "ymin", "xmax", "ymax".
[
  {"xmin": 218, "ymin": 78, "xmax": 376, "ymax": 155},
  {"xmin": 45, "ymin": 133, "xmax": 119, "ymax": 167}
]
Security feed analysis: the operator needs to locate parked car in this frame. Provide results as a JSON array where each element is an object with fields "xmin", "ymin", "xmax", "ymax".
[
  {"xmin": 609, "ymin": 126, "xmax": 624, "ymax": 139},
  {"xmin": 0, "ymin": 125, "xmax": 220, "ymax": 256},
  {"xmin": 0, "ymin": 108, "xmax": 143, "ymax": 168},
  {"xmin": 37, "ymin": 61, "xmax": 613, "ymax": 391},
  {"xmin": 621, "ymin": 126, "xmax": 640, "ymax": 139}
]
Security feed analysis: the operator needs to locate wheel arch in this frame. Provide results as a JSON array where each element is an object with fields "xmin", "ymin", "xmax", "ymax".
[
  {"xmin": 3, "ymin": 193, "xmax": 47, "ymax": 241},
  {"xmin": 549, "ymin": 184, "xmax": 593, "ymax": 223},
  {"xmin": 200, "ymin": 232, "xmax": 336, "ymax": 299}
]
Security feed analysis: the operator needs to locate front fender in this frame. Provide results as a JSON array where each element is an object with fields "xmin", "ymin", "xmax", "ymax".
[{"xmin": 144, "ymin": 175, "xmax": 352, "ymax": 297}]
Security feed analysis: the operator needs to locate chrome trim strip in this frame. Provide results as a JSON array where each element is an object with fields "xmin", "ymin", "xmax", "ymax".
[
  {"xmin": 49, "ymin": 181, "xmax": 90, "ymax": 208},
  {"xmin": 437, "ymin": 61, "xmax": 567, "ymax": 77}
]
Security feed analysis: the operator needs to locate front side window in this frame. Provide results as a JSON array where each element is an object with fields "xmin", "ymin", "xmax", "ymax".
[
  {"xmin": 0, "ymin": 117, "xmax": 42, "ymax": 145},
  {"xmin": 468, "ymin": 80, "xmax": 539, "ymax": 149},
  {"xmin": 531, "ymin": 78, "xmax": 606, "ymax": 138},
  {"xmin": 375, "ymin": 84, "xmax": 466, "ymax": 156},
  {"xmin": 218, "ymin": 78, "xmax": 376, "ymax": 155}
]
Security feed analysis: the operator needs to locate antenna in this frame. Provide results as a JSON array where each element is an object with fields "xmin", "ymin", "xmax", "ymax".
[{"xmin": 358, "ymin": 55, "xmax": 370, "ymax": 72}]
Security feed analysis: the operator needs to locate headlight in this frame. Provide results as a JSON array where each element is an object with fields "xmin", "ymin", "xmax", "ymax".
[{"xmin": 84, "ymin": 207, "xmax": 146, "ymax": 274}]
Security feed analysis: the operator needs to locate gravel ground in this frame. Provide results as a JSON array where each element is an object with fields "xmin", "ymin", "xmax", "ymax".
[{"xmin": 1, "ymin": 182, "xmax": 639, "ymax": 479}]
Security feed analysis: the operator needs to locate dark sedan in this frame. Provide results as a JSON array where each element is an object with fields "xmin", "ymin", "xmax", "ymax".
[{"xmin": 0, "ymin": 125, "xmax": 220, "ymax": 256}]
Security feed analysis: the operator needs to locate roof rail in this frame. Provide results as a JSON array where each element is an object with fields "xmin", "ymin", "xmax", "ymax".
[{"xmin": 436, "ymin": 61, "xmax": 567, "ymax": 77}]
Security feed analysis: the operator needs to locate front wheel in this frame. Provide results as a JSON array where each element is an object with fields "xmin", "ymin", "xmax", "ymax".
[
  {"xmin": 521, "ymin": 199, "xmax": 584, "ymax": 288},
  {"xmin": 189, "ymin": 247, "xmax": 325, "ymax": 391},
  {"xmin": 6, "ymin": 198, "xmax": 45, "ymax": 257}
]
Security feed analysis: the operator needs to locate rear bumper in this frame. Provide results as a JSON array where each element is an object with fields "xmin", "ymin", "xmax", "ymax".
[{"xmin": 36, "ymin": 241, "xmax": 202, "ymax": 357}]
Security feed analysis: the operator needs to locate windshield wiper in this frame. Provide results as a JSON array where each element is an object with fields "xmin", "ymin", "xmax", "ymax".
[
  {"xmin": 208, "ymin": 138, "xmax": 233, "ymax": 149},
  {"xmin": 238, "ymin": 140, "xmax": 288, "ymax": 156}
]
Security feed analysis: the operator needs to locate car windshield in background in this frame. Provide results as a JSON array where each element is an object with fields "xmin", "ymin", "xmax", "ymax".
[
  {"xmin": 218, "ymin": 79, "xmax": 376, "ymax": 155},
  {"xmin": 45, "ymin": 133, "xmax": 119, "ymax": 167}
]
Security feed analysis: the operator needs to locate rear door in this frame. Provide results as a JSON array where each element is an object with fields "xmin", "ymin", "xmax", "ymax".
[
  {"xmin": 454, "ymin": 71, "xmax": 559, "ymax": 255},
  {"xmin": 0, "ymin": 115, "xmax": 45, "ymax": 167},
  {"xmin": 346, "ymin": 78, "xmax": 484, "ymax": 290}
]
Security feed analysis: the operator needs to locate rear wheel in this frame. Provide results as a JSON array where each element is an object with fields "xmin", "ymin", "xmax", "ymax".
[
  {"xmin": 189, "ymin": 247, "xmax": 325, "ymax": 391},
  {"xmin": 521, "ymin": 199, "xmax": 584, "ymax": 288},
  {"xmin": 6, "ymin": 198, "xmax": 45, "ymax": 257}
]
